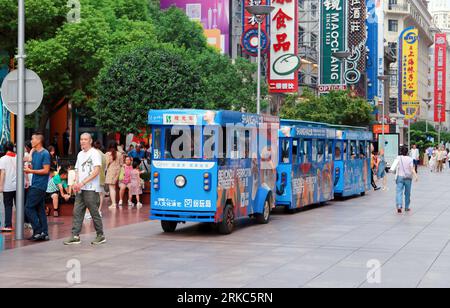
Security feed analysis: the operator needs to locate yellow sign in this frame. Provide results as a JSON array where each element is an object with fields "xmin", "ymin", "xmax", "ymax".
[{"xmin": 399, "ymin": 28, "xmax": 419, "ymax": 120}]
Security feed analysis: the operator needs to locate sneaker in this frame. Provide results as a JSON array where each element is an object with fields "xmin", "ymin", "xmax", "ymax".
[
  {"xmin": 91, "ymin": 235, "xmax": 106, "ymax": 246},
  {"xmin": 28, "ymin": 233, "xmax": 43, "ymax": 241},
  {"xmin": 397, "ymin": 208, "xmax": 403, "ymax": 214},
  {"xmin": 136, "ymin": 202, "xmax": 143, "ymax": 209},
  {"xmin": 128, "ymin": 201, "xmax": 134, "ymax": 207},
  {"xmin": 64, "ymin": 235, "xmax": 81, "ymax": 245},
  {"xmin": 118, "ymin": 200, "xmax": 123, "ymax": 206},
  {"xmin": 84, "ymin": 213, "xmax": 92, "ymax": 220},
  {"xmin": 374, "ymin": 187, "xmax": 381, "ymax": 191},
  {"xmin": 40, "ymin": 233, "xmax": 50, "ymax": 241}
]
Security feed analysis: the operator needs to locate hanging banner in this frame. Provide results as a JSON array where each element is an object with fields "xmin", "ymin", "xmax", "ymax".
[
  {"xmin": 434, "ymin": 33, "xmax": 447, "ymax": 123},
  {"xmin": 319, "ymin": 0, "xmax": 347, "ymax": 93},
  {"xmin": 268, "ymin": 0, "xmax": 299, "ymax": 93},
  {"xmin": 398, "ymin": 27, "xmax": 419, "ymax": 120},
  {"xmin": 241, "ymin": 0, "xmax": 270, "ymax": 57},
  {"xmin": 160, "ymin": 0, "xmax": 231, "ymax": 55},
  {"xmin": 0, "ymin": 51, "xmax": 11, "ymax": 146},
  {"xmin": 346, "ymin": 0, "xmax": 367, "ymax": 97}
]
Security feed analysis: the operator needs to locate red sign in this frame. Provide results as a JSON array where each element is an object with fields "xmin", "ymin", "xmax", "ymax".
[
  {"xmin": 241, "ymin": 0, "xmax": 270, "ymax": 56},
  {"xmin": 268, "ymin": 0, "xmax": 299, "ymax": 93},
  {"xmin": 373, "ymin": 124, "xmax": 390, "ymax": 134},
  {"xmin": 434, "ymin": 33, "xmax": 447, "ymax": 122}
]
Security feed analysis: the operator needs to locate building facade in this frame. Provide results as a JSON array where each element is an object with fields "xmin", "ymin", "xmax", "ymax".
[{"xmin": 383, "ymin": 0, "xmax": 434, "ymax": 143}]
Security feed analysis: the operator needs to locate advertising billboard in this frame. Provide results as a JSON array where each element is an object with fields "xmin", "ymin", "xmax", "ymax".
[
  {"xmin": 160, "ymin": 0, "xmax": 230, "ymax": 55},
  {"xmin": 434, "ymin": 33, "xmax": 447, "ymax": 123},
  {"xmin": 241, "ymin": 0, "xmax": 270, "ymax": 57},
  {"xmin": 319, "ymin": 0, "xmax": 347, "ymax": 93},
  {"xmin": 268, "ymin": 0, "xmax": 299, "ymax": 93},
  {"xmin": 398, "ymin": 27, "xmax": 419, "ymax": 120}
]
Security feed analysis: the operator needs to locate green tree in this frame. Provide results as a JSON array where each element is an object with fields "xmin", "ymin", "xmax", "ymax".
[
  {"xmin": 280, "ymin": 90, "xmax": 373, "ymax": 127},
  {"xmin": 95, "ymin": 46, "xmax": 204, "ymax": 134}
]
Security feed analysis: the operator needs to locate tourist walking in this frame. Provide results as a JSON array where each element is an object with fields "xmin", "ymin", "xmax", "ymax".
[
  {"xmin": 0, "ymin": 142, "xmax": 17, "ymax": 232},
  {"xmin": 64, "ymin": 133, "xmax": 105, "ymax": 245},
  {"xmin": 377, "ymin": 148, "xmax": 388, "ymax": 190},
  {"xmin": 410, "ymin": 144, "xmax": 420, "ymax": 173},
  {"xmin": 105, "ymin": 141, "xmax": 123, "ymax": 209},
  {"xmin": 24, "ymin": 132, "xmax": 51, "ymax": 241},
  {"xmin": 390, "ymin": 146, "xmax": 418, "ymax": 214}
]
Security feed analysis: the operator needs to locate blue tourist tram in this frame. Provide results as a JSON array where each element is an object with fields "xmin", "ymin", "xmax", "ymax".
[
  {"xmin": 276, "ymin": 120, "xmax": 336, "ymax": 210},
  {"xmin": 148, "ymin": 109, "xmax": 279, "ymax": 234},
  {"xmin": 332, "ymin": 126, "xmax": 373, "ymax": 197}
]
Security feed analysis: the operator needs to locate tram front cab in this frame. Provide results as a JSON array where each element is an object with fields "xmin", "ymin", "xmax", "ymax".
[{"xmin": 148, "ymin": 109, "xmax": 279, "ymax": 234}]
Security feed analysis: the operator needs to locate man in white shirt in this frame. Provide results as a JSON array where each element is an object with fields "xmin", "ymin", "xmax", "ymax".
[
  {"xmin": 0, "ymin": 142, "xmax": 17, "ymax": 232},
  {"xmin": 410, "ymin": 144, "xmax": 420, "ymax": 173},
  {"xmin": 64, "ymin": 133, "xmax": 105, "ymax": 245}
]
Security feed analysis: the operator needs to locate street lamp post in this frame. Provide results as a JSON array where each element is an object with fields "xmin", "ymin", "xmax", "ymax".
[
  {"xmin": 423, "ymin": 98, "xmax": 432, "ymax": 133},
  {"xmin": 437, "ymin": 103, "xmax": 443, "ymax": 145},
  {"xmin": 332, "ymin": 51, "xmax": 352, "ymax": 89},
  {"xmin": 245, "ymin": 5, "xmax": 275, "ymax": 115},
  {"xmin": 378, "ymin": 75, "xmax": 389, "ymax": 151}
]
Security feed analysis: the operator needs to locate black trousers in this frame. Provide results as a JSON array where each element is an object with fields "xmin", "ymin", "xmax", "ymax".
[{"xmin": 3, "ymin": 191, "xmax": 16, "ymax": 228}]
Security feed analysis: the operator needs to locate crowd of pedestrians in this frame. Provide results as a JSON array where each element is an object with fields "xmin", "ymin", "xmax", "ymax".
[{"xmin": 0, "ymin": 132, "xmax": 150, "ymax": 246}]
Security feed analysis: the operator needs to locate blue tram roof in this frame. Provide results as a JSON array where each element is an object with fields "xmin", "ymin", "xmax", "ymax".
[{"xmin": 148, "ymin": 109, "xmax": 279, "ymax": 127}]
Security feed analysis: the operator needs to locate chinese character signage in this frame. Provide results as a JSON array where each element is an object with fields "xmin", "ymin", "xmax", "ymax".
[
  {"xmin": 160, "ymin": 0, "xmax": 230, "ymax": 55},
  {"xmin": 366, "ymin": 0, "xmax": 384, "ymax": 105},
  {"xmin": 268, "ymin": 0, "xmax": 299, "ymax": 93},
  {"xmin": 346, "ymin": 0, "xmax": 367, "ymax": 97},
  {"xmin": 241, "ymin": 0, "xmax": 270, "ymax": 57},
  {"xmin": 398, "ymin": 27, "xmax": 419, "ymax": 120},
  {"xmin": 434, "ymin": 33, "xmax": 447, "ymax": 123},
  {"xmin": 319, "ymin": 0, "xmax": 347, "ymax": 93}
]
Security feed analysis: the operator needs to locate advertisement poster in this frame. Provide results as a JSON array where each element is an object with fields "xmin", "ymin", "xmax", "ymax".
[
  {"xmin": 268, "ymin": 0, "xmax": 299, "ymax": 93},
  {"xmin": 319, "ymin": 0, "xmax": 347, "ymax": 93},
  {"xmin": 160, "ymin": 0, "xmax": 230, "ymax": 55},
  {"xmin": 434, "ymin": 33, "xmax": 447, "ymax": 123},
  {"xmin": 241, "ymin": 0, "xmax": 270, "ymax": 57},
  {"xmin": 398, "ymin": 27, "xmax": 419, "ymax": 120},
  {"xmin": 346, "ymin": 0, "xmax": 367, "ymax": 97}
]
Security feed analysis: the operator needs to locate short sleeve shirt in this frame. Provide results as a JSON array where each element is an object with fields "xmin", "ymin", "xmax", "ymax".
[
  {"xmin": 75, "ymin": 148, "xmax": 102, "ymax": 191},
  {"xmin": 31, "ymin": 149, "xmax": 51, "ymax": 191}
]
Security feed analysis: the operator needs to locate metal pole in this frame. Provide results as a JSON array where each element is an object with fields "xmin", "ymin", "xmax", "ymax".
[
  {"xmin": 15, "ymin": 0, "xmax": 25, "ymax": 240},
  {"xmin": 408, "ymin": 118, "xmax": 411, "ymax": 150},
  {"xmin": 257, "ymin": 19, "xmax": 261, "ymax": 115}
]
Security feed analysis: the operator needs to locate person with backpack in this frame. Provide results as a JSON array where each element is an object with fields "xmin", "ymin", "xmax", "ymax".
[{"xmin": 390, "ymin": 146, "xmax": 418, "ymax": 214}]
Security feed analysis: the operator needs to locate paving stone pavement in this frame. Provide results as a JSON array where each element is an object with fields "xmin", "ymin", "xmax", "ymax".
[{"xmin": 1, "ymin": 168, "xmax": 450, "ymax": 288}]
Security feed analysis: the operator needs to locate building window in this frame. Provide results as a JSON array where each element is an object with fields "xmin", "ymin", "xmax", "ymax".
[
  {"xmin": 311, "ymin": 33, "xmax": 317, "ymax": 50},
  {"xmin": 388, "ymin": 19, "xmax": 398, "ymax": 32},
  {"xmin": 389, "ymin": 98, "xmax": 398, "ymax": 114},
  {"xmin": 299, "ymin": 0, "xmax": 304, "ymax": 10},
  {"xmin": 299, "ymin": 26, "xmax": 305, "ymax": 46}
]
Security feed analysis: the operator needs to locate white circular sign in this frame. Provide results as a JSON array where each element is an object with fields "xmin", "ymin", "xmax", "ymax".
[{"xmin": 1, "ymin": 69, "xmax": 44, "ymax": 115}]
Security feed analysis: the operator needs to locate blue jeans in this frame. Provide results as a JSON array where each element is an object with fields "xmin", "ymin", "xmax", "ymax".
[
  {"xmin": 25, "ymin": 187, "xmax": 48, "ymax": 235},
  {"xmin": 396, "ymin": 176, "xmax": 412, "ymax": 209}
]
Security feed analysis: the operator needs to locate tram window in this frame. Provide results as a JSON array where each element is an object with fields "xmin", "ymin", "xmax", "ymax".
[
  {"xmin": 299, "ymin": 139, "xmax": 305, "ymax": 163},
  {"xmin": 153, "ymin": 128, "xmax": 162, "ymax": 160},
  {"xmin": 312, "ymin": 140, "xmax": 318, "ymax": 162},
  {"xmin": 303, "ymin": 140, "xmax": 311, "ymax": 163},
  {"xmin": 231, "ymin": 130, "xmax": 240, "ymax": 159},
  {"xmin": 367, "ymin": 142, "xmax": 371, "ymax": 158},
  {"xmin": 350, "ymin": 141, "xmax": 357, "ymax": 160},
  {"xmin": 203, "ymin": 127, "xmax": 216, "ymax": 160},
  {"xmin": 317, "ymin": 140, "xmax": 325, "ymax": 163},
  {"xmin": 326, "ymin": 140, "xmax": 334, "ymax": 161},
  {"xmin": 244, "ymin": 130, "xmax": 251, "ymax": 159},
  {"xmin": 281, "ymin": 139, "xmax": 290, "ymax": 163},
  {"xmin": 164, "ymin": 126, "xmax": 201, "ymax": 160},
  {"xmin": 343, "ymin": 141, "xmax": 348, "ymax": 161},
  {"xmin": 292, "ymin": 139, "xmax": 299, "ymax": 164},
  {"xmin": 359, "ymin": 141, "xmax": 366, "ymax": 158},
  {"xmin": 335, "ymin": 142, "xmax": 342, "ymax": 161}
]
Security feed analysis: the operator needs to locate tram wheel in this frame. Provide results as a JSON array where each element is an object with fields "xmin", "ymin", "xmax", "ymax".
[
  {"xmin": 218, "ymin": 204, "xmax": 235, "ymax": 234},
  {"xmin": 161, "ymin": 221, "xmax": 178, "ymax": 233},
  {"xmin": 256, "ymin": 198, "xmax": 271, "ymax": 224}
]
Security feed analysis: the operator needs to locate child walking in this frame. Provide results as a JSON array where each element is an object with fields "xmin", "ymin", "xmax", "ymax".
[{"xmin": 130, "ymin": 159, "xmax": 144, "ymax": 208}]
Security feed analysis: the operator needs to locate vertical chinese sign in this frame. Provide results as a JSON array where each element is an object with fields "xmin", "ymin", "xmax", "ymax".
[
  {"xmin": 319, "ymin": 0, "xmax": 346, "ymax": 93},
  {"xmin": 268, "ymin": 0, "xmax": 299, "ymax": 93},
  {"xmin": 398, "ymin": 27, "xmax": 419, "ymax": 120},
  {"xmin": 346, "ymin": 0, "xmax": 367, "ymax": 97},
  {"xmin": 0, "ymin": 51, "xmax": 11, "ymax": 145},
  {"xmin": 241, "ymin": 0, "xmax": 270, "ymax": 57},
  {"xmin": 160, "ymin": 0, "xmax": 230, "ymax": 55},
  {"xmin": 434, "ymin": 33, "xmax": 447, "ymax": 123}
]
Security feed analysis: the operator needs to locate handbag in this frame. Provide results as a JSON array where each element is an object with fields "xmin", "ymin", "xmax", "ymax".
[{"xmin": 118, "ymin": 167, "xmax": 125, "ymax": 181}]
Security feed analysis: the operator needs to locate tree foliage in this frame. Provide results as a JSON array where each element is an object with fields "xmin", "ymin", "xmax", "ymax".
[{"xmin": 280, "ymin": 89, "xmax": 374, "ymax": 127}]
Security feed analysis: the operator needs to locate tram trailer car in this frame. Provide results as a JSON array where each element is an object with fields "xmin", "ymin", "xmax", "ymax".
[
  {"xmin": 276, "ymin": 120, "xmax": 336, "ymax": 210},
  {"xmin": 148, "ymin": 109, "xmax": 280, "ymax": 234}
]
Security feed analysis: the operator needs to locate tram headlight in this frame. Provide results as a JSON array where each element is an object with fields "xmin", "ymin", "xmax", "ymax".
[{"xmin": 175, "ymin": 175, "xmax": 187, "ymax": 188}]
